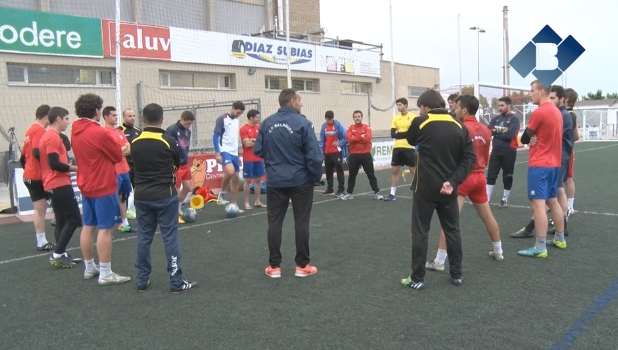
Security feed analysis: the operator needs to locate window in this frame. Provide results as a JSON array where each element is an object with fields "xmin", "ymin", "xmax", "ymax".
[
  {"xmin": 7, "ymin": 64, "xmax": 115, "ymax": 86},
  {"xmin": 341, "ymin": 81, "xmax": 371, "ymax": 95},
  {"xmin": 159, "ymin": 71, "xmax": 232, "ymax": 89},
  {"xmin": 408, "ymin": 86, "xmax": 429, "ymax": 97},
  {"xmin": 265, "ymin": 77, "xmax": 319, "ymax": 92},
  {"xmin": 228, "ymin": 0, "xmax": 264, "ymax": 5}
]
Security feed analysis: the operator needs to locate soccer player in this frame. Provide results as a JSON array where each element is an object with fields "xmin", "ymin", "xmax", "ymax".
[
  {"xmin": 131, "ymin": 103, "xmax": 197, "ymax": 293},
  {"xmin": 165, "ymin": 111, "xmax": 195, "ymax": 222},
  {"xmin": 486, "ymin": 97, "xmax": 520, "ymax": 208},
  {"xmin": 319, "ymin": 111, "xmax": 347, "ymax": 197},
  {"xmin": 447, "ymin": 93, "xmax": 459, "ymax": 118},
  {"xmin": 21, "ymin": 104, "xmax": 55, "ymax": 252},
  {"xmin": 39, "ymin": 107, "xmax": 82, "ymax": 268},
  {"xmin": 255, "ymin": 89, "xmax": 322, "ymax": 279},
  {"xmin": 386, "ymin": 98, "xmax": 416, "ymax": 201},
  {"xmin": 400, "ymin": 89, "xmax": 475, "ymax": 290},
  {"xmin": 102, "ymin": 106, "xmax": 133, "ymax": 233},
  {"xmin": 516, "ymin": 80, "xmax": 566, "ymax": 258},
  {"xmin": 564, "ymin": 88, "xmax": 579, "ymax": 215},
  {"xmin": 213, "ymin": 101, "xmax": 245, "ymax": 208},
  {"xmin": 240, "ymin": 109, "xmax": 266, "ymax": 210},
  {"xmin": 340, "ymin": 110, "xmax": 382, "ymax": 200},
  {"xmin": 71, "ymin": 93, "xmax": 131, "ymax": 285},
  {"xmin": 118, "ymin": 108, "xmax": 141, "ymax": 188},
  {"xmin": 426, "ymin": 95, "xmax": 503, "ymax": 272}
]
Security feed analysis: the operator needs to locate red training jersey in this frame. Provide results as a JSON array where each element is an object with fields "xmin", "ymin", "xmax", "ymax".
[
  {"xmin": 239, "ymin": 123, "xmax": 262, "ymax": 162},
  {"xmin": 105, "ymin": 127, "xmax": 131, "ymax": 174},
  {"xmin": 71, "ymin": 118, "xmax": 123, "ymax": 198},
  {"xmin": 39, "ymin": 129, "xmax": 72, "ymax": 190},
  {"xmin": 22, "ymin": 123, "xmax": 46, "ymax": 180},
  {"xmin": 463, "ymin": 116, "xmax": 491, "ymax": 173},
  {"xmin": 527, "ymin": 101, "xmax": 563, "ymax": 168},
  {"xmin": 324, "ymin": 124, "xmax": 339, "ymax": 155},
  {"xmin": 346, "ymin": 123, "xmax": 372, "ymax": 154}
]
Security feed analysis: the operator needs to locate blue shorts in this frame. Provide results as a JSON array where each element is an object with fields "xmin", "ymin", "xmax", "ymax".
[
  {"xmin": 558, "ymin": 160, "xmax": 569, "ymax": 188},
  {"xmin": 82, "ymin": 193, "xmax": 121, "ymax": 229},
  {"xmin": 527, "ymin": 167, "xmax": 559, "ymax": 200},
  {"xmin": 221, "ymin": 152, "xmax": 240, "ymax": 173},
  {"xmin": 117, "ymin": 172, "xmax": 132, "ymax": 195},
  {"xmin": 243, "ymin": 161, "xmax": 265, "ymax": 179}
]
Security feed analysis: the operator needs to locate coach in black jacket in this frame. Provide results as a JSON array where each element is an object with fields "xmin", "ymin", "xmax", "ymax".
[{"xmin": 400, "ymin": 89, "xmax": 476, "ymax": 291}]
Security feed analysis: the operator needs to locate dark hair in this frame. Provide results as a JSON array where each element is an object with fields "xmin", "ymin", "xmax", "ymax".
[
  {"xmin": 352, "ymin": 110, "xmax": 363, "ymax": 117},
  {"xmin": 35, "ymin": 105, "xmax": 51, "ymax": 120},
  {"xmin": 180, "ymin": 111, "xmax": 195, "ymax": 121},
  {"xmin": 551, "ymin": 85, "xmax": 566, "ymax": 100},
  {"xmin": 416, "ymin": 89, "xmax": 446, "ymax": 109},
  {"xmin": 279, "ymin": 88, "xmax": 297, "ymax": 107},
  {"xmin": 498, "ymin": 96, "xmax": 512, "ymax": 105},
  {"xmin": 455, "ymin": 95, "xmax": 479, "ymax": 116},
  {"xmin": 102, "ymin": 106, "xmax": 116, "ymax": 117},
  {"xmin": 232, "ymin": 101, "xmax": 245, "ymax": 111},
  {"xmin": 247, "ymin": 109, "xmax": 260, "ymax": 119},
  {"xmin": 325, "ymin": 110, "xmax": 334, "ymax": 119},
  {"xmin": 396, "ymin": 97, "xmax": 408, "ymax": 106},
  {"xmin": 531, "ymin": 80, "xmax": 551, "ymax": 95},
  {"xmin": 565, "ymin": 88, "xmax": 578, "ymax": 108},
  {"xmin": 143, "ymin": 103, "xmax": 164, "ymax": 124},
  {"xmin": 74, "ymin": 94, "xmax": 103, "ymax": 119},
  {"xmin": 447, "ymin": 93, "xmax": 459, "ymax": 102},
  {"xmin": 47, "ymin": 106, "xmax": 69, "ymax": 125}
]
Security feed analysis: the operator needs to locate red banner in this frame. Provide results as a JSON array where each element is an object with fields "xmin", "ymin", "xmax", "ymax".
[
  {"xmin": 185, "ymin": 153, "xmax": 266, "ymax": 191},
  {"xmin": 102, "ymin": 19, "xmax": 171, "ymax": 60}
]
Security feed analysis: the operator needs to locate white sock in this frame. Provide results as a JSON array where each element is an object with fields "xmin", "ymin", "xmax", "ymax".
[
  {"xmin": 502, "ymin": 190, "xmax": 510, "ymax": 201},
  {"xmin": 122, "ymin": 218, "xmax": 129, "ymax": 226},
  {"xmin": 99, "ymin": 262, "xmax": 112, "ymax": 278},
  {"xmin": 568, "ymin": 198, "xmax": 574, "ymax": 208},
  {"xmin": 492, "ymin": 241, "xmax": 503, "ymax": 255},
  {"xmin": 435, "ymin": 249, "xmax": 448, "ymax": 265},
  {"xmin": 390, "ymin": 187, "xmax": 396, "ymax": 196},
  {"xmin": 36, "ymin": 233, "xmax": 48, "ymax": 246},
  {"xmin": 52, "ymin": 253, "xmax": 63, "ymax": 259},
  {"xmin": 486, "ymin": 185, "xmax": 495, "ymax": 200},
  {"xmin": 84, "ymin": 259, "xmax": 96, "ymax": 270}
]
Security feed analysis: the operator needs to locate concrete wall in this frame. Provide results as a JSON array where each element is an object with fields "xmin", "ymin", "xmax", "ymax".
[{"xmin": 0, "ymin": 53, "xmax": 438, "ymax": 152}]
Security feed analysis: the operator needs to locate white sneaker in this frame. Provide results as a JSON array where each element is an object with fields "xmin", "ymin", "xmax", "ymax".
[
  {"xmin": 425, "ymin": 260, "xmax": 445, "ymax": 272},
  {"xmin": 84, "ymin": 265, "xmax": 100, "ymax": 280},
  {"xmin": 489, "ymin": 251, "xmax": 504, "ymax": 261},
  {"xmin": 98, "ymin": 272, "xmax": 131, "ymax": 286},
  {"xmin": 340, "ymin": 193, "xmax": 353, "ymax": 200},
  {"xmin": 374, "ymin": 193, "xmax": 383, "ymax": 200}
]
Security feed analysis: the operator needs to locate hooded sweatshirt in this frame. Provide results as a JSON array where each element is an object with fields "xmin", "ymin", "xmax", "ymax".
[{"xmin": 71, "ymin": 118, "xmax": 123, "ymax": 198}]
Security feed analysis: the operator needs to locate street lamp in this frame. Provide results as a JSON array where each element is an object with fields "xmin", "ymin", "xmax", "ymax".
[{"xmin": 470, "ymin": 26, "xmax": 486, "ymax": 82}]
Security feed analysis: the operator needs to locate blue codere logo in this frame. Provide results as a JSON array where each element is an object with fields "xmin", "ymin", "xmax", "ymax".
[{"xmin": 509, "ymin": 25, "xmax": 585, "ymax": 87}]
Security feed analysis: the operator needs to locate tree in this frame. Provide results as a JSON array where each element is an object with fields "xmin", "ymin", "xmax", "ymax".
[
  {"xmin": 491, "ymin": 97, "xmax": 499, "ymax": 113},
  {"xmin": 581, "ymin": 90, "xmax": 618, "ymax": 100},
  {"xmin": 509, "ymin": 91, "xmax": 532, "ymax": 105}
]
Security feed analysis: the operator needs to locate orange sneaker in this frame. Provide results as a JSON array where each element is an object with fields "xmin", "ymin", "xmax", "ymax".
[
  {"xmin": 264, "ymin": 266, "xmax": 281, "ymax": 278},
  {"xmin": 295, "ymin": 264, "xmax": 317, "ymax": 277}
]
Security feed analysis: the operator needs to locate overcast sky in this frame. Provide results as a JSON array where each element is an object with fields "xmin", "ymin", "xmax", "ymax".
[{"xmin": 320, "ymin": 0, "xmax": 613, "ymax": 98}]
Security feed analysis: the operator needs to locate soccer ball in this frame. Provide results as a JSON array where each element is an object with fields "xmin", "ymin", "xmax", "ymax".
[
  {"xmin": 181, "ymin": 207, "xmax": 197, "ymax": 223},
  {"xmin": 225, "ymin": 203, "xmax": 240, "ymax": 218}
]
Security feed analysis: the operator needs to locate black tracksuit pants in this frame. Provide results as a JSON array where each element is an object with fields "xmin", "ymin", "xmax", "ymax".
[
  {"xmin": 347, "ymin": 153, "xmax": 379, "ymax": 194},
  {"xmin": 267, "ymin": 182, "xmax": 314, "ymax": 268},
  {"xmin": 324, "ymin": 153, "xmax": 345, "ymax": 193},
  {"xmin": 486, "ymin": 147, "xmax": 517, "ymax": 189},
  {"xmin": 49, "ymin": 185, "xmax": 83, "ymax": 255},
  {"xmin": 411, "ymin": 193, "xmax": 463, "ymax": 281}
]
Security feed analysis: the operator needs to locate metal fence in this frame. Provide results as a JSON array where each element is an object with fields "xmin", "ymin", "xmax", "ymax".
[{"xmin": 160, "ymin": 98, "xmax": 261, "ymax": 153}]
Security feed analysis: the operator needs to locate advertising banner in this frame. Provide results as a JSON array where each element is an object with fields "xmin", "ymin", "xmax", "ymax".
[{"xmin": 0, "ymin": 6, "xmax": 103, "ymax": 57}]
